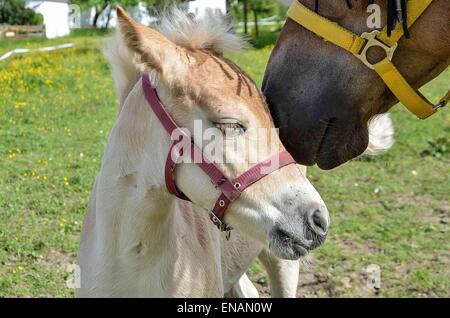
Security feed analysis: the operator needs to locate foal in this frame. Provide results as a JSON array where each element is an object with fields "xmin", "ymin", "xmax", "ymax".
[{"xmin": 76, "ymin": 7, "xmax": 329, "ymax": 297}]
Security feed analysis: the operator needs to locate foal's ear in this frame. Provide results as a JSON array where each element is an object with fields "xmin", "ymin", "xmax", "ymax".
[{"xmin": 116, "ymin": 6, "xmax": 186, "ymax": 74}]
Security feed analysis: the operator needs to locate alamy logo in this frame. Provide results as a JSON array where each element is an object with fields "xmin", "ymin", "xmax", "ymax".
[
  {"xmin": 366, "ymin": 264, "xmax": 381, "ymax": 290},
  {"xmin": 69, "ymin": 4, "xmax": 81, "ymax": 29},
  {"xmin": 367, "ymin": 4, "xmax": 382, "ymax": 29},
  {"xmin": 66, "ymin": 263, "xmax": 81, "ymax": 289},
  {"xmin": 167, "ymin": 120, "xmax": 282, "ymax": 174}
]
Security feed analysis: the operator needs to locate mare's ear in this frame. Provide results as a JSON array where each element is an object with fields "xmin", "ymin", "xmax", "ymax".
[{"xmin": 116, "ymin": 6, "xmax": 188, "ymax": 75}]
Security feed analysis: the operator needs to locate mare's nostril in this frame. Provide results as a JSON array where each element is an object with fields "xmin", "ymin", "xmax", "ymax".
[{"xmin": 311, "ymin": 209, "xmax": 328, "ymax": 234}]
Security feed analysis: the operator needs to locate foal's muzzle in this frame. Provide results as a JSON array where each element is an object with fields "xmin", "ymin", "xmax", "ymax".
[{"xmin": 269, "ymin": 204, "xmax": 329, "ymax": 260}]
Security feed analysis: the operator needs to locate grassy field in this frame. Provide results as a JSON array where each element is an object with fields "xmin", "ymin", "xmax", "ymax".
[{"xmin": 0, "ymin": 31, "xmax": 448, "ymax": 298}]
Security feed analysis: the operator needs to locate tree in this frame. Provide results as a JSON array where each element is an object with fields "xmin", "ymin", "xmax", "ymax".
[
  {"xmin": 248, "ymin": 0, "xmax": 275, "ymax": 37},
  {"xmin": 72, "ymin": 0, "xmax": 109, "ymax": 28},
  {"xmin": 230, "ymin": 0, "xmax": 248, "ymax": 35},
  {"xmin": 73, "ymin": 0, "xmax": 143, "ymax": 28},
  {"xmin": 72, "ymin": 0, "xmax": 186, "ymax": 28},
  {"xmin": 243, "ymin": 0, "xmax": 248, "ymax": 35},
  {"xmin": 230, "ymin": 0, "xmax": 279, "ymax": 37},
  {"xmin": 0, "ymin": 0, "xmax": 44, "ymax": 25},
  {"xmin": 141, "ymin": 0, "xmax": 187, "ymax": 16}
]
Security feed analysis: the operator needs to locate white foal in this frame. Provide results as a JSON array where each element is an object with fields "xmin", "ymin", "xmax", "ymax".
[{"xmin": 76, "ymin": 7, "xmax": 329, "ymax": 298}]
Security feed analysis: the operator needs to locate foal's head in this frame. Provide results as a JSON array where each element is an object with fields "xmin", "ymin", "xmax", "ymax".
[{"xmin": 110, "ymin": 7, "xmax": 329, "ymax": 259}]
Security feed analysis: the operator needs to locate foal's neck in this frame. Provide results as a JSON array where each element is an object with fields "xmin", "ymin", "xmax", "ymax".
[{"xmin": 101, "ymin": 80, "xmax": 179, "ymax": 243}]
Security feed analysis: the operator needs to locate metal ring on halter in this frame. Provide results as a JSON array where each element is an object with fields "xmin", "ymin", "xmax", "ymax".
[
  {"xmin": 209, "ymin": 210, "xmax": 232, "ymax": 238},
  {"xmin": 354, "ymin": 30, "xmax": 398, "ymax": 70},
  {"xmin": 433, "ymin": 100, "xmax": 447, "ymax": 110},
  {"xmin": 209, "ymin": 212, "xmax": 220, "ymax": 224}
]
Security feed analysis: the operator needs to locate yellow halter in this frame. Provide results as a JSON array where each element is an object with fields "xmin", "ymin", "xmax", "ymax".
[{"xmin": 287, "ymin": 0, "xmax": 449, "ymax": 119}]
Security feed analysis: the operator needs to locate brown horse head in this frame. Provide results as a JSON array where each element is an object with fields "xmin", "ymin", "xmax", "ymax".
[{"xmin": 263, "ymin": 0, "xmax": 449, "ymax": 169}]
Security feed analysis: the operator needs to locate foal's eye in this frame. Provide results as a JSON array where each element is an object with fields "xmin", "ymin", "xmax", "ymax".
[{"xmin": 214, "ymin": 119, "xmax": 246, "ymax": 137}]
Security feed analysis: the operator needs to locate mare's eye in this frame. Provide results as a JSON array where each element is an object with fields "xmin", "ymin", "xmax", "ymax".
[{"xmin": 214, "ymin": 119, "xmax": 246, "ymax": 137}]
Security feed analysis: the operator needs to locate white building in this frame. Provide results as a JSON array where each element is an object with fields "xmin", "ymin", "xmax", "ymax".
[
  {"xmin": 187, "ymin": 0, "xmax": 227, "ymax": 17},
  {"xmin": 25, "ymin": 0, "xmax": 71, "ymax": 39}
]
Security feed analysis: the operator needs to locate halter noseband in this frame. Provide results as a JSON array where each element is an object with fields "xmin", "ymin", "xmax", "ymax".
[
  {"xmin": 142, "ymin": 74, "xmax": 296, "ymax": 235},
  {"xmin": 288, "ymin": 0, "xmax": 449, "ymax": 119}
]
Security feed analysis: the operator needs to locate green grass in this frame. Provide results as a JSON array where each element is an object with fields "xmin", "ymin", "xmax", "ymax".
[
  {"xmin": 0, "ymin": 29, "xmax": 112, "ymax": 57},
  {"xmin": 0, "ymin": 32, "xmax": 448, "ymax": 298}
]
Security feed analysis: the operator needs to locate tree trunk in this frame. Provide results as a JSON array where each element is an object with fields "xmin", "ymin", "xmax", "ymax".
[
  {"xmin": 243, "ymin": 0, "xmax": 248, "ymax": 35},
  {"xmin": 92, "ymin": 9, "xmax": 101, "ymax": 29},
  {"xmin": 253, "ymin": 8, "xmax": 259, "ymax": 38},
  {"xmin": 104, "ymin": 6, "xmax": 113, "ymax": 29},
  {"xmin": 92, "ymin": 1, "xmax": 109, "ymax": 28}
]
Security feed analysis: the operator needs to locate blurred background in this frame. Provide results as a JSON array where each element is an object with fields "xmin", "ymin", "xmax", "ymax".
[{"xmin": 0, "ymin": 0, "xmax": 448, "ymax": 297}]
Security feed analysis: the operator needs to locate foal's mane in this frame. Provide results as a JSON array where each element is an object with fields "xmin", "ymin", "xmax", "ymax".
[
  {"xmin": 158, "ymin": 7, "xmax": 259, "ymax": 98},
  {"xmin": 157, "ymin": 7, "xmax": 245, "ymax": 53}
]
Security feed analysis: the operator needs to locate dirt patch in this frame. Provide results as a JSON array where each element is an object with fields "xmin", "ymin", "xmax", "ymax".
[
  {"xmin": 248, "ymin": 255, "xmax": 383, "ymax": 298},
  {"xmin": 40, "ymin": 249, "xmax": 76, "ymax": 271}
]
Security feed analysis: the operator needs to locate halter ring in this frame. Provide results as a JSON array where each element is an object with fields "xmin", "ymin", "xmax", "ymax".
[
  {"xmin": 433, "ymin": 100, "xmax": 447, "ymax": 110},
  {"xmin": 354, "ymin": 31, "xmax": 398, "ymax": 70}
]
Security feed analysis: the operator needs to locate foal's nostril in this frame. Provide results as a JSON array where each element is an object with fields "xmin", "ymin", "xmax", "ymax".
[{"xmin": 310, "ymin": 209, "xmax": 328, "ymax": 235}]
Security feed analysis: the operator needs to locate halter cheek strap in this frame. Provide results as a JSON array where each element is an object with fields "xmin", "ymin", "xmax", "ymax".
[
  {"xmin": 288, "ymin": 0, "xmax": 448, "ymax": 119},
  {"xmin": 142, "ymin": 74, "xmax": 296, "ymax": 234}
]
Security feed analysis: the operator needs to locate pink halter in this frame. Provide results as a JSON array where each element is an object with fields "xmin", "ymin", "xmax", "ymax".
[{"xmin": 142, "ymin": 74, "xmax": 295, "ymax": 235}]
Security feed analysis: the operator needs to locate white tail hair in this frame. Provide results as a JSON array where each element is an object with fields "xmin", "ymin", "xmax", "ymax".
[{"xmin": 363, "ymin": 114, "xmax": 395, "ymax": 156}]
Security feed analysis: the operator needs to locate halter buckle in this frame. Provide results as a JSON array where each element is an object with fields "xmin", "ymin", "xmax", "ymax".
[
  {"xmin": 209, "ymin": 210, "xmax": 233, "ymax": 239},
  {"xmin": 355, "ymin": 31, "xmax": 398, "ymax": 70}
]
